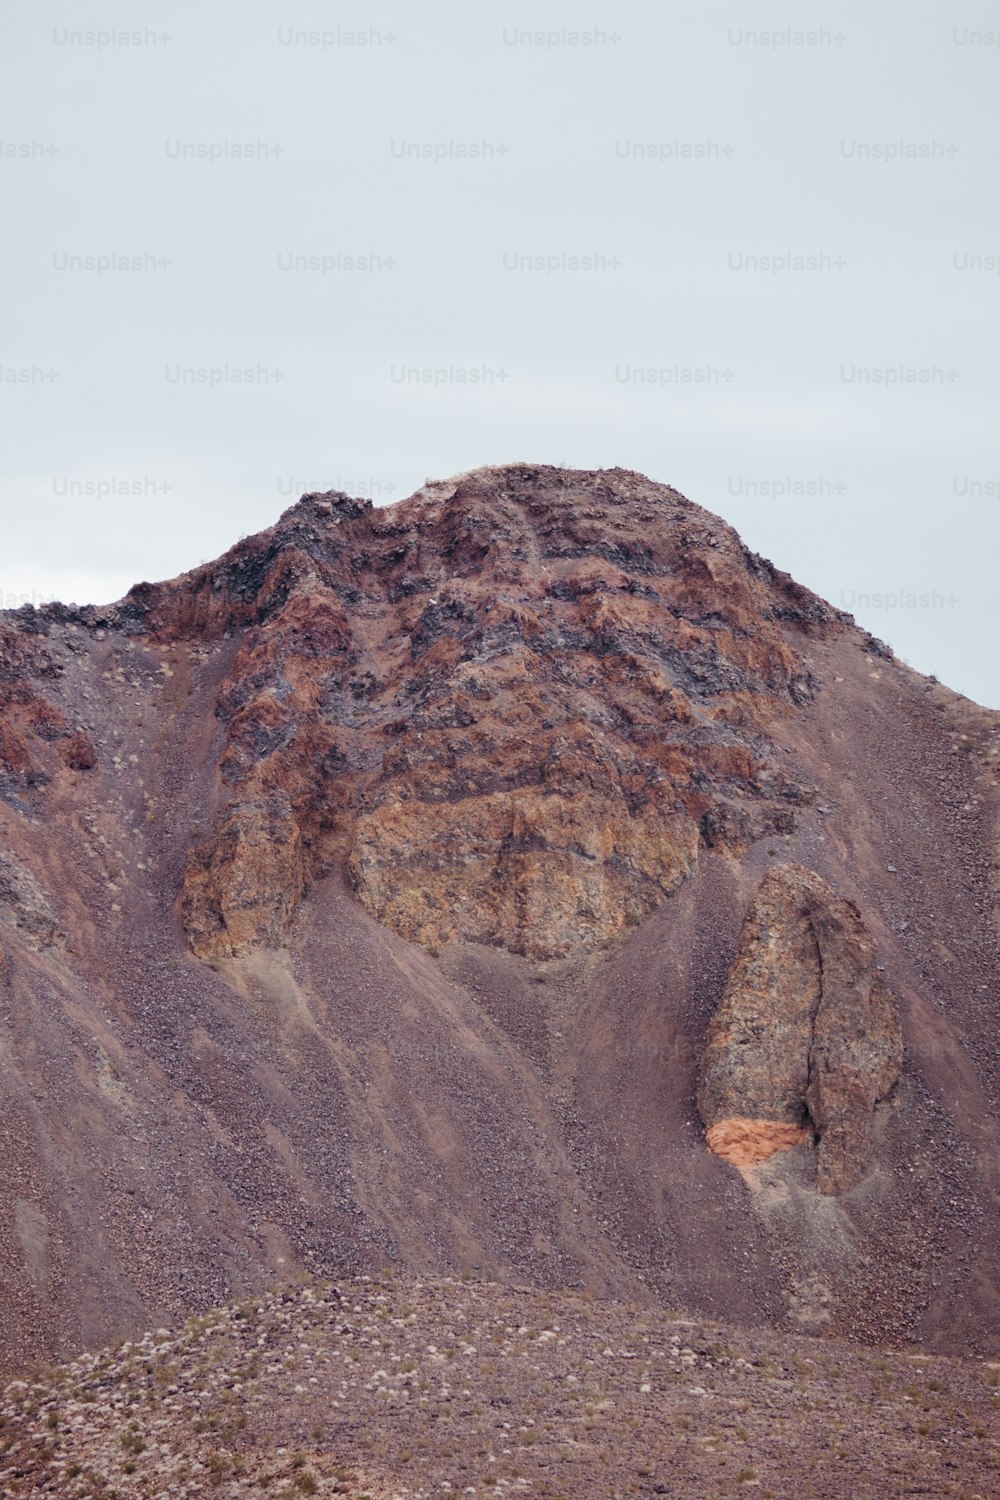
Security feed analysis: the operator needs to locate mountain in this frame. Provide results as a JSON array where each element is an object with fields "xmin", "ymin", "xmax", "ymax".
[{"xmin": 0, "ymin": 463, "xmax": 997, "ymax": 1377}]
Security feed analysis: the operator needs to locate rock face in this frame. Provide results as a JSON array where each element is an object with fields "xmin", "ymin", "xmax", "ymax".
[
  {"xmin": 698, "ymin": 864, "xmax": 903, "ymax": 1194},
  {"xmin": 174, "ymin": 469, "xmax": 825, "ymax": 964}
]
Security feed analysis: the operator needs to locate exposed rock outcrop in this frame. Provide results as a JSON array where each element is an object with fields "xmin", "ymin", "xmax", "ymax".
[
  {"xmin": 698, "ymin": 864, "xmax": 902, "ymax": 1194},
  {"xmin": 0, "ymin": 621, "xmax": 96, "ymax": 802},
  {"xmin": 170, "ymin": 468, "xmax": 831, "ymax": 962}
]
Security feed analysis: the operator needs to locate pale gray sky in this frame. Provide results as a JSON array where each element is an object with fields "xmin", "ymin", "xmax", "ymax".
[{"xmin": 2, "ymin": 1, "xmax": 998, "ymax": 705}]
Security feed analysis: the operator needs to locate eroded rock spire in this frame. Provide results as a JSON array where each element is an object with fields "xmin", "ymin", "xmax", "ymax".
[{"xmin": 698, "ymin": 863, "xmax": 902, "ymax": 1194}]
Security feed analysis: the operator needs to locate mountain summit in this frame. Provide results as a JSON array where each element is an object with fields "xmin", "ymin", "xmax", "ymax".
[{"xmin": 1, "ymin": 464, "xmax": 997, "ymax": 1373}]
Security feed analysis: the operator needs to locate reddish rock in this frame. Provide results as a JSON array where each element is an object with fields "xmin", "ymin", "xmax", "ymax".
[
  {"xmin": 170, "ymin": 468, "xmax": 829, "ymax": 962},
  {"xmin": 59, "ymin": 733, "xmax": 96, "ymax": 771}
]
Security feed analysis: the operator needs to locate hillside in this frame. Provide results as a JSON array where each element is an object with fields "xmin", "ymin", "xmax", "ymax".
[
  {"xmin": 3, "ymin": 1276, "xmax": 999, "ymax": 1499},
  {"xmin": 0, "ymin": 464, "xmax": 998, "ymax": 1376}
]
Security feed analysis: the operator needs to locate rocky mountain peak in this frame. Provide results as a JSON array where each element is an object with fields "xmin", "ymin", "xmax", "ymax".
[{"xmin": 176, "ymin": 466, "xmax": 843, "ymax": 964}]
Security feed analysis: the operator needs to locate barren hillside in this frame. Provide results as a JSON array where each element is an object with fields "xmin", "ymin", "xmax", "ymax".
[{"xmin": 3, "ymin": 1276, "xmax": 1000, "ymax": 1499}]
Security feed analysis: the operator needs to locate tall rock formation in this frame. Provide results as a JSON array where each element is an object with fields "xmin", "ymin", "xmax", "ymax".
[{"xmin": 697, "ymin": 864, "xmax": 903, "ymax": 1194}]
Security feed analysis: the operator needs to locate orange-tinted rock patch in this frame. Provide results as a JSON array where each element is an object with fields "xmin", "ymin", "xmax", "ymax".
[{"xmin": 706, "ymin": 1117, "xmax": 813, "ymax": 1171}]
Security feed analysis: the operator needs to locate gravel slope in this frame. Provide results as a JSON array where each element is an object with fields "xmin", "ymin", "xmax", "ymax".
[{"xmin": 3, "ymin": 1277, "xmax": 1000, "ymax": 1500}]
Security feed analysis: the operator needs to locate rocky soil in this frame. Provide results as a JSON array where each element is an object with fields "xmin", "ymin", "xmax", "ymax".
[
  {"xmin": 0, "ymin": 464, "xmax": 998, "ymax": 1376},
  {"xmin": 3, "ymin": 1276, "xmax": 999, "ymax": 1500}
]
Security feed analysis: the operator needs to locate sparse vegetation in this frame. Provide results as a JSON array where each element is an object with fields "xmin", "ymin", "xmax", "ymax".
[{"xmin": 0, "ymin": 1277, "xmax": 997, "ymax": 1497}]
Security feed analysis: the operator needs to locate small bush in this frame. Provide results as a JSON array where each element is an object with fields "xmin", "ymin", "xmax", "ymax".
[{"xmin": 206, "ymin": 1452, "xmax": 231, "ymax": 1487}]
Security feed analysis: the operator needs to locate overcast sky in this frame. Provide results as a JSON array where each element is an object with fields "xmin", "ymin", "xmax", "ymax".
[{"xmin": 2, "ymin": 1, "xmax": 998, "ymax": 706}]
